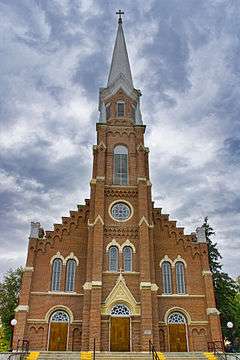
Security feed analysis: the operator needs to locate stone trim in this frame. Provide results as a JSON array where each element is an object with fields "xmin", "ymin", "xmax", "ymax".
[
  {"xmin": 159, "ymin": 320, "xmax": 208, "ymax": 325},
  {"xmin": 158, "ymin": 294, "xmax": 205, "ymax": 298},
  {"xmin": 173, "ymin": 255, "xmax": 187, "ymax": 268},
  {"xmin": 207, "ymin": 308, "xmax": 220, "ymax": 316},
  {"xmin": 202, "ymin": 270, "xmax": 212, "ymax": 276},
  {"xmin": 23, "ymin": 267, "xmax": 34, "ymax": 272},
  {"xmin": 15, "ymin": 305, "xmax": 29, "ymax": 312},
  {"xmin": 140, "ymin": 282, "xmax": 158, "ymax": 291},
  {"xmin": 65, "ymin": 252, "xmax": 79, "ymax": 266},
  {"xmin": 50, "ymin": 252, "xmax": 65, "ymax": 265},
  {"xmin": 45, "ymin": 305, "xmax": 74, "ymax": 323},
  {"xmin": 31, "ymin": 291, "xmax": 83, "ymax": 296},
  {"xmin": 108, "ymin": 199, "xmax": 134, "ymax": 223},
  {"xmin": 159, "ymin": 255, "xmax": 174, "ymax": 267},
  {"xmin": 106, "ymin": 239, "xmax": 121, "ymax": 253},
  {"xmin": 164, "ymin": 307, "xmax": 191, "ymax": 324},
  {"xmin": 137, "ymin": 177, "xmax": 147, "ymax": 183},
  {"xmin": 83, "ymin": 281, "xmax": 102, "ymax": 290},
  {"xmin": 120, "ymin": 239, "xmax": 136, "ymax": 253}
]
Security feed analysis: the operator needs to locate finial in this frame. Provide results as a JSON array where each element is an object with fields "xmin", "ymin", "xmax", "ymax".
[{"xmin": 116, "ymin": 9, "xmax": 124, "ymax": 24}]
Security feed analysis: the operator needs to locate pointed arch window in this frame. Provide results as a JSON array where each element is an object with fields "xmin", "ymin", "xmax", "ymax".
[
  {"xmin": 176, "ymin": 261, "xmax": 186, "ymax": 294},
  {"xmin": 123, "ymin": 246, "xmax": 132, "ymax": 272},
  {"xmin": 113, "ymin": 145, "xmax": 128, "ymax": 185},
  {"xmin": 162, "ymin": 261, "xmax": 172, "ymax": 294},
  {"xmin": 109, "ymin": 246, "xmax": 118, "ymax": 272},
  {"xmin": 51, "ymin": 258, "xmax": 62, "ymax": 291},
  {"xmin": 65, "ymin": 259, "xmax": 77, "ymax": 292}
]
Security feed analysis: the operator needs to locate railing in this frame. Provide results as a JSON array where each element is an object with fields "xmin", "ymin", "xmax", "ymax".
[
  {"xmin": 149, "ymin": 340, "xmax": 160, "ymax": 360},
  {"xmin": 93, "ymin": 338, "xmax": 96, "ymax": 360},
  {"xmin": 208, "ymin": 340, "xmax": 240, "ymax": 360},
  {"xmin": 8, "ymin": 339, "xmax": 29, "ymax": 360}
]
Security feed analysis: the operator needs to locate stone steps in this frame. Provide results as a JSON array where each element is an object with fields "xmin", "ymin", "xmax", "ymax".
[{"xmin": 37, "ymin": 352, "xmax": 210, "ymax": 360}]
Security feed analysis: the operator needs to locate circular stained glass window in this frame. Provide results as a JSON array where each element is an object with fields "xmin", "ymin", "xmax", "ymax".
[{"xmin": 111, "ymin": 202, "xmax": 131, "ymax": 221}]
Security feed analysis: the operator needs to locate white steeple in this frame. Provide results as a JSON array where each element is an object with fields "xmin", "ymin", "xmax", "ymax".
[{"xmin": 107, "ymin": 14, "xmax": 133, "ymax": 89}]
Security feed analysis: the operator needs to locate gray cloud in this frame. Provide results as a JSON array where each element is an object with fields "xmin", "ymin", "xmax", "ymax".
[{"xmin": 0, "ymin": 0, "xmax": 240, "ymax": 279}]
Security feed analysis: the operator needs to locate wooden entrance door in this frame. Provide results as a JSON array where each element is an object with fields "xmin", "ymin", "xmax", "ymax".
[
  {"xmin": 169, "ymin": 324, "xmax": 187, "ymax": 352},
  {"xmin": 110, "ymin": 317, "xmax": 130, "ymax": 351},
  {"xmin": 48, "ymin": 322, "xmax": 68, "ymax": 351}
]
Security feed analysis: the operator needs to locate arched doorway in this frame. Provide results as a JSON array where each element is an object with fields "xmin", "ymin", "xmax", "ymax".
[
  {"xmin": 168, "ymin": 312, "xmax": 188, "ymax": 352},
  {"xmin": 110, "ymin": 304, "xmax": 130, "ymax": 352},
  {"xmin": 48, "ymin": 310, "xmax": 69, "ymax": 351}
]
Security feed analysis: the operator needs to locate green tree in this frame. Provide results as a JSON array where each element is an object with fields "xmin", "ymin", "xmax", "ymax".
[
  {"xmin": 203, "ymin": 217, "xmax": 240, "ymax": 350},
  {"xmin": 0, "ymin": 267, "xmax": 23, "ymax": 350}
]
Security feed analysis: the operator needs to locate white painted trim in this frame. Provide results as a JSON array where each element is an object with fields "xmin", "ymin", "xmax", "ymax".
[
  {"xmin": 159, "ymin": 255, "xmax": 174, "ymax": 267},
  {"xmin": 139, "ymin": 216, "xmax": 154, "ymax": 228},
  {"xmin": 158, "ymin": 294, "xmax": 205, "ymax": 298},
  {"xmin": 45, "ymin": 305, "xmax": 73, "ymax": 323},
  {"xmin": 31, "ymin": 291, "xmax": 83, "ymax": 296},
  {"xmin": 207, "ymin": 308, "xmax": 220, "ymax": 315},
  {"xmin": 23, "ymin": 267, "xmax": 34, "ymax": 272},
  {"xmin": 65, "ymin": 252, "xmax": 79, "ymax": 266},
  {"xmin": 173, "ymin": 255, "xmax": 187, "ymax": 268},
  {"xmin": 50, "ymin": 252, "xmax": 65, "ymax": 266},
  {"xmin": 202, "ymin": 270, "xmax": 212, "ymax": 276},
  {"xmin": 121, "ymin": 239, "xmax": 136, "ymax": 253},
  {"xmin": 88, "ymin": 215, "xmax": 104, "ymax": 227},
  {"xmin": 164, "ymin": 307, "xmax": 191, "ymax": 324},
  {"xmin": 106, "ymin": 239, "xmax": 121, "ymax": 253}
]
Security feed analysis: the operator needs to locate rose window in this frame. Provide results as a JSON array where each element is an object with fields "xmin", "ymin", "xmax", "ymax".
[{"xmin": 111, "ymin": 202, "xmax": 131, "ymax": 221}]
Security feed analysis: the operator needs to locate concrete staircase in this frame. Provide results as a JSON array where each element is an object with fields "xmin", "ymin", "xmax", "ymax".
[{"xmin": 37, "ymin": 351, "xmax": 212, "ymax": 360}]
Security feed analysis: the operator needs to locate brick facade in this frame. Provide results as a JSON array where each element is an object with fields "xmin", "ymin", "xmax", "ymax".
[{"xmin": 12, "ymin": 19, "xmax": 222, "ymax": 353}]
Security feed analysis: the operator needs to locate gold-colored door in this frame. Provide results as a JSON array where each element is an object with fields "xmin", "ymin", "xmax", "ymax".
[
  {"xmin": 110, "ymin": 317, "xmax": 130, "ymax": 351},
  {"xmin": 48, "ymin": 322, "xmax": 68, "ymax": 351},
  {"xmin": 169, "ymin": 324, "xmax": 187, "ymax": 352}
]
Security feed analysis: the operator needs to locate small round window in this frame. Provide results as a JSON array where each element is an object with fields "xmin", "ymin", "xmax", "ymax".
[{"xmin": 111, "ymin": 202, "xmax": 131, "ymax": 221}]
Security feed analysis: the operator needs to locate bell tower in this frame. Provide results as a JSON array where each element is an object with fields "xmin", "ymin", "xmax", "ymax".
[{"xmin": 81, "ymin": 12, "xmax": 158, "ymax": 351}]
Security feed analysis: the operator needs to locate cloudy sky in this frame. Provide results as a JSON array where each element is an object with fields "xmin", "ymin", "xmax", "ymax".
[{"xmin": 0, "ymin": 0, "xmax": 239, "ymax": 279}]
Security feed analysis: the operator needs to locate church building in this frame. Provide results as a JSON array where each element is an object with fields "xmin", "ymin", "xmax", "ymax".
[{"xmin": 13, "ymin": 13, "xmax": 222, "ymax": 353}]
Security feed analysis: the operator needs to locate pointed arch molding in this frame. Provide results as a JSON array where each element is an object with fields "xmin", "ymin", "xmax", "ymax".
[
  {"xmin": 101, "ymin": 273, "xmax": 140, "ymax": 316},
  {"xmin": 88, "ymin": 215, "xmax": 104, "ymax": 227},
  {"xmin": 159, "ymin": 255, "xmax": 187, "ymax": 268},
  {"xmin": 50, "ymin": 252, "xmax": 79, "ymax": 266},
  {"xmin": 106, "ymin": 239, "xmax": 136, "ymax": 253},
  {"xmin": 139, "ymin": 216, "xmax": 154, "ymax": 228}
]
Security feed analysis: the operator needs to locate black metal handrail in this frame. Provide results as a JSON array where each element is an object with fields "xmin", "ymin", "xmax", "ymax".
[
  {"xmin": 93, "ymin": 338, "xmax": 96, "ymax": 360},
  {"xmin": 149, "ymin": 340, "xmax": 160, "ymax": 360}
]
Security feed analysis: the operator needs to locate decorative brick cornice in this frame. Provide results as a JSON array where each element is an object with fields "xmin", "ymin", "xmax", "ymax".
[
  {"xmin": 207, "ymin": 308, "xmax": 220, "ymax": 316},
  {"xmin": 15, "ymin": 305, "xmax": 29, "ymax": 312},
  {"xmin": 105, "ymin": 188, "xmax": 138, "ymax": 198},
  {"xmin": 88, "ymin": 215, "xmax": 104, "ymax": 227},
  {"xmin": 104, "ymin": 225, "xmax": 138, "ymax": 239}
]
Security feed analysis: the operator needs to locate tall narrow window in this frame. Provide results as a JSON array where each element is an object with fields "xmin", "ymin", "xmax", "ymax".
[
  {"xmin": 65, "ymin": 259, "xmax": 77, "ymax": 292},
  {"xmin": 114, "ymin": 145, "xmax": 128, "ymax": 185},
  {"xmin": 123, "ymin": 246, "xmax": 132, "ymax": 272},
  {"xmin": 162, "ymin": 261, "xmax": 172, "ymax": 294},
  {"xmin": 106, "ymin": 104, "xmax": 111, "ymax": 120},
  {"xmin": 176, "ymin": 261, "xmax": 186, "ymax": 294},
  {"xmin": 109, "ymin": 246, "xmax": 118, "ymax": 272},
  {"xmin": 51, "ymin": 258, "xmax": 62, "ymax": 291},
  {"xmin": 117, "ymin": 102, "xmax": 125, "ymax": 117}
]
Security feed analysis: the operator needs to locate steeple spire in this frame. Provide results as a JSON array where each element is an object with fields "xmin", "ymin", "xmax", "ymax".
[{"xmin": 107, "ymin": 11, "xmax": 133, "ymax": 88}]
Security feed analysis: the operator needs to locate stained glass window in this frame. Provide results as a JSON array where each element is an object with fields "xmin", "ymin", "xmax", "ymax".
[
  {"xmin": 162, "ymin": 261, "xmax": 172, "ymax": 294},
  {"xmin": 51, "ymin": 310, "xmax": 69, "ymax": 322},
  {"xmin": 168, "ymin": 312, "xmax": 186, "ymax": 324},
  {"xmin": 111, "ymin": 202, "xmax": 131, "ymax": 221},
  {"xmin": 111, "ymin": 304, "xmax": 130, "ymax": 316},
  {"xmin": 176, "ymin": 261, "xmax": 186, "ymax": 294},
  {"xmin": 113, "ymin": 145, "xmax": 128, "ymax": 185},
  {"xmin": 65, "ymin": 259, "xmax": 76, "ymax": 292},
  {"xmin": 123, "ymin": 246, "xmax": 132, "ymax": 272},
  {"xmin": 109, "ymin": 246, "xmax": 118, "ymax": 272},
  {"xmin": 51, "ymin": 258, "xmax": 62, "ymax": 291}
]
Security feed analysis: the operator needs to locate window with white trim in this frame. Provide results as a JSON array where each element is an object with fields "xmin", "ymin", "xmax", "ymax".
[
  {"xmin": 162, "ymin": 261, "xmax": 172, "ymax": 294},
  {"xmin": 117, "ymin": 102, "xmax": 125, "ymax": 117},
  {"xmin": 123, "ymin": 246, "xmax": 132, "ymax": 272},
  {"xmin": 168, "ymin": 312, "xmax": 186, "ymax": 324},
  {"xmin": 51, "ymin": 310, "xmax": 69, "ymax": 323},
  {"xmin": 176, "ymin": 261, "xmax": 186, "ymax": 294},
  {"xmin": 51, "ymin": 258, "xmax": 62, "ymax": 291},
  {"xmin": 65, "ymin": 259, "xmax": 77, "ymax": 292},
  {"xmin": 113, "ymin": 145, "xmax": 128, "ymax": 185},
  {"xmin": 109, "ymin": 246, "xmax": 118, "ymax": 272}
]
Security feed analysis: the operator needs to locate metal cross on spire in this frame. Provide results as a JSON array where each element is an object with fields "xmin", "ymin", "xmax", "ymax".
[{"xmin": 116, "ymin": 9, "xmax": 124, "ymax": 24}]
